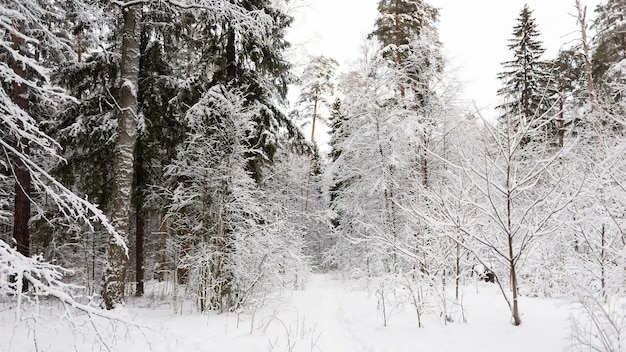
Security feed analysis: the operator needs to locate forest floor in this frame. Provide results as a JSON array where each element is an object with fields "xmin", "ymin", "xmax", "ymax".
[{"xmin": 2, "ymin": 273, "xmax": 581, "ymax": 352}]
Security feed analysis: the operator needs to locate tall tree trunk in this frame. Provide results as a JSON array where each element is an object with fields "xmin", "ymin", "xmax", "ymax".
[
  {"xmin": 134, "ymin": 143, "xmax": 145, "ymax": 297},
  {"xmin": 576, "ymin": 1, "xmax": 596, "ymax": 116},
  {"xmin": 156, "ymin": 215, "xmax": 168, "ymax": 282},
  {"xmin": 506, "ymin": 157, "xmax": 521, "ymax": 326},
  {"xmin": 134, "ymin": 204, "xmax": 144, "ymax": 296},
  {"xmin": 101, "ymin": 3, "xmax": 141, "ymax": 310},
  {"xmin": 305, "ymin": 93, "xmax": 319, "ymax": 211},
  {"xmin": 226, "ymin": 28, "xmax": 236, "ymax": 82},
  {"xmin": 394, "ymin": 0, "xmax": 405, "ymax": 98},
  {"xmin": 558, "ymin": 98, "xmax": 564, "ymax": 148},
  {"xmin": 11, "ymin": 20, "xmax": 31, "ymax": 292}
]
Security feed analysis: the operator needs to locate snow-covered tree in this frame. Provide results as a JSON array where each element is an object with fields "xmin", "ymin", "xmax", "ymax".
[
  {"xmin": 591, "ymin": 0, "xmax": 626, "ymax": 132},
  {"xmin": 295, "ymin": 55, "xmax": 338, "ymax": 140},
  {"xmin": 370, "ymin": 0, "xmax": 444, "ymax": 187},
  {"xmin": 424, "ymin": 109, "xmax": 574, "ymax": 326},
  {"xmin": 497, "ymin": 5, "xmax": 553, "ymax": 146},
  {"xmin": 328, "ymin": 46, "xmax": 425, "ymax": 277},
  {"xmin": 162, "ymin": 85, "xmax": 307, "ymax": 311},
  {"xmin": 370, "ymin": 0, "xmax": 439, "ymax": 97},
  {"xmin": 592, "ymin": 0, "xmax": 626, "ymax": 81},
  {"xmin": 0, "ymin": 0, "xmax": 126, "ymax": 315}
]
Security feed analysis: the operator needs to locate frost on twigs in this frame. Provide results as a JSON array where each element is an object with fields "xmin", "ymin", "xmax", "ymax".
[
  {"xmin": 570, "ymin": 293, "xmax": 626, "ymax": 352},
  {"xmin": 0, "ymin": 138, "xmax": 126, "ymax": 252},
  {"xmin": 1, "ymin": 240, "xmax": 152, "ymax": 351}
]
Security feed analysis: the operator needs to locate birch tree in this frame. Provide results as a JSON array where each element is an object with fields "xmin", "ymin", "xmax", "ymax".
[{"xmin": 101, "ymin": 0, "xmax": 141, "ymax": 310}]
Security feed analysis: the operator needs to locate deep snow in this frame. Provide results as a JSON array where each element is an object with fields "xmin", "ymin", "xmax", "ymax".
[{"xmin": 2, "ymin": 273, "xmax": 578, "ymax": 352}]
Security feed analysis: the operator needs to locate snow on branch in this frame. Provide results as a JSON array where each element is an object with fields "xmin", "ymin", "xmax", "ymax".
[
  {"xmin": 0, "ymin": 138, "xmax": 126, "ymax": 254},
  {"xmin": 1, "ymin": 239, "xmax": 150, "ymax": 351},
  {"xmin": 107, "ymin": 0, "xmax": 273, "ymax": 39}
]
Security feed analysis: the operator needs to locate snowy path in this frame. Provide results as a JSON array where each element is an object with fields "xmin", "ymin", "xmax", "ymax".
[
  {"xmin": 271, "ymin": 274, "xmax": 369, "ymax": 352},
  {"xmin": 3, "ymin": 273, "xmax": 575, "ymax": 352}
]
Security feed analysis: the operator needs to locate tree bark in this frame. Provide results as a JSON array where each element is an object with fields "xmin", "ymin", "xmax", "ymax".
[
  {"xmin": 558, "ymin": 98, "xmax": 564, "ymax": 148},
  {"xmin": 506, "ymin": 157, "xmax": 521, "ymax": 326},
  {"xmin": 226, "ymin": 28, "xmax": 236, "ymax": 82},
  {"xmin": 134, "ymin": 142, "xmax": 145, "ymax": 297},
  {"xmin": 510, "ymin": 257, "xmax": 521, "ymax": 326},
  {"xmin": 576, "ymin": 1, "xmax": 596, "ymax": 115},
  {"xmin": 11, "ymin": 20, "xmax": 31, "ymax": 292},
  {"xmin": 101, "ymin": 3, "xmax": 141, "ymax": 310},
  {"xmin": 305, "ymin": 93, "xmax": 319, "ymax": 211},
  {"xmin": 156, "ymin": 215, "xmax": 168, "ymax": 282},
  {"xmin": 420, "ymin": 137, "xmax": 428, "ymax": 187},
  {"xmin": 134, "ymin": 208, "xmax": 144, "ymax": 296}
]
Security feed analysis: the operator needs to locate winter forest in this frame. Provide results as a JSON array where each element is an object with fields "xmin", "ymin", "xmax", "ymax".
[{"xmin": 1, "ymin": 0, "xmax": 626, "ymax": 351}]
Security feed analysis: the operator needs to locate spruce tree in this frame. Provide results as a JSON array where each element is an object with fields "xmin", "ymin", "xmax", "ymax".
[
  {"xmin": 205, "ymin": 0, "xmax": 304, "ymax": 182},
  {"xmin": 1, "ymin": 0, "xmax": 84, "ymax": 289},
  {"xmin": 592, "ymin": 0, "xmax": 626, "ymax": 80},
  {"xmin": 591, "ymin": 0, "xmax": 626, "ymax": 132},
  {"xmin": 496, "ymin": 5, "xmax": 551, "ymax": 145},
  {"xmin": 327, "ymin": 98, "xmax": 349, "ymax": 232}
]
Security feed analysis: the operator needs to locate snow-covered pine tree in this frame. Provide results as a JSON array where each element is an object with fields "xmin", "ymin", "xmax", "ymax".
[
  {"xmin": 370, "ymin": 0, "xmax": 439, "ymax": 97},
  {"xmin": 293, "ymin": 55, "xmax": 337, "ymax": 233},
  {"xmin": 370, "ymin": 0, "xmax": 443, "ymax": 187},
  {"xmin": 592, "ymin": 0, "xmax": 626, "ymax": 80},
  {"xmin": 496, "ymin": 5, "xmax": 553, "ymax": 146},
  {"xmin": 295, "ymin": 55, "xmax": 338, "ymax": 142},
  {"xmin": 207, "ymin": 0, "xmax": 303, "ymax": 183},
  {"xmin": 0, "ymin": 0, "xmax": 86, "ymax": 290},
  {"xmin": 0, "ymin": 0, "xmax": 125, "ymax": 308},
  {"xmin": 591, "ymin": 0, "xmax": 626, "ymax": 132}
]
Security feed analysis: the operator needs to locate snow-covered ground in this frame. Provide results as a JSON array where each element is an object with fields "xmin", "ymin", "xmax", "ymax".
[{"xmin": 2, "ymin": 274, "xmax": 579, "ymax": 352}]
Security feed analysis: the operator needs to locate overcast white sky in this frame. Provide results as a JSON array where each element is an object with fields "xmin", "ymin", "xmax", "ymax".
[{"xmin": 286, "ymin": 0, "xmax": 603, "ymax": 121}]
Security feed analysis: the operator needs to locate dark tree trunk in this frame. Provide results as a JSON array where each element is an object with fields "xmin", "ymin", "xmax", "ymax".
[
  {"xmin": 226, "ymin": 28, "xmax": 236, "ymax": 82},
  {"xmin": 134, "ymin": 143, "xmax": 145, "ymax": 297},
  {"xmin": 12, "ymin": 154, "xmax": 30, "ymax": 258},
  {"xmin": 11, "ymin": 21, "xmax": 31, "ymax": 293},
  {"xmin": 558, "ymin": 98, "xmax": 564, "ymax": 148},
  {"xmin": 156, "ymin": 215, "xmax": 168, "ymax": 282},
  {"xmin": 135, "ymin": 207, "xmax": 144, "ymax": 296}
]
